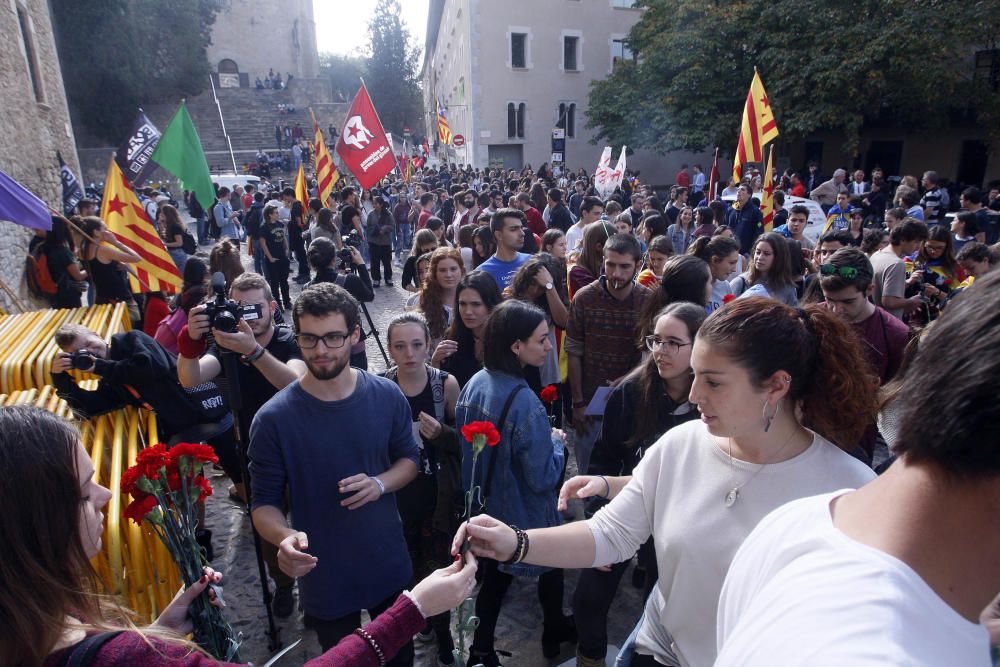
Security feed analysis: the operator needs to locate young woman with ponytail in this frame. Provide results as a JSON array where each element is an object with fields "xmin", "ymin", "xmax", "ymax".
[
  {"xmin": 454, "ymin": 297, "xmax": 878, "ymax": 667},
  {"xmin": 688, "ymin": 235, "xmax": 741, "ymax": 312}
]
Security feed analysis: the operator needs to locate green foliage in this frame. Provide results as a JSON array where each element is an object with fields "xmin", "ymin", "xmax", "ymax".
[
  {"xmin": 364, "ymin": 0, "xmax": 423, "ymax": 138},
  {"xmin": 588, "ymin": 0, "xmax": 1000, "ymax": 156},
  {"xmin": 318, "ymin": 53, "xmax": 368, "ymax": 103},
  {"xmin": 51, "ymin": 0, "xmax": 220, "ymax": 143}
]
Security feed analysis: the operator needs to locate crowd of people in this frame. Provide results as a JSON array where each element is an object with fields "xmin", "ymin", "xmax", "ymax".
[{"xmin": 8, "ymin": 156, "xmax": 1000, "ymax": 667}]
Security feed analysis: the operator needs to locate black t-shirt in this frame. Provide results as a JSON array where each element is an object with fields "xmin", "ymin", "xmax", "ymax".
[
  {"xmin": 340, "ymin": 205, "xmax": 360, "ymax": 236},
  {"xmin": 259, "ymin": 220, "xmax": 287, "ymax": 258},
  {"xmin": 207, "ymin": 324, "xmax": 300, "ymax": 439}
]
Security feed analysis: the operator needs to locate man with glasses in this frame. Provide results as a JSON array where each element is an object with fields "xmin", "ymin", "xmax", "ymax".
[
  {"xmin": 250, "ymin": 283, "xmax": 419, "ymax": 663},
  {"xmin": 178, "ymin": 271, "xmax": 307, "ymax": 617}
]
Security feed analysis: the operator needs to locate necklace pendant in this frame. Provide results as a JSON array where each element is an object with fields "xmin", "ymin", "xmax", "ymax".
[{"xmin": 725, "ymin": 488, "xmax": 739, "ymax": 507}]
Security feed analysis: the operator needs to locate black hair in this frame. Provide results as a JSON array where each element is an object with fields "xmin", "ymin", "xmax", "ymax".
[
  {"xmin": 789, "ymin": 204, "xmax": 810, "ymax": 218},
  {"xmin": 890, "ymin": 218, "xmax": 929, "ymax": 245},
  {"xmin": 643, "ymin": 214, "xmax": 669, "ymax": 239},
  {"xmin": 307, "ymin": 237, "xmax": 337, "ymax": 270},
  {"xmin": 637, "ymin": 255, "xmax": 711, "ymax": 343},
  {"xmin": 292, "ymin": 282, "xmax": 360, "ymax": 333},
  {"xmin": 482, "ymin": 299, "xmax": 547, "ymax": 377},
  {"xmin": 820, "ymin": 247, "xmax": 874, "ymax": 293},
  {"xmin": 489, "ymin": 207, "xmax": 526, "ymax": 234},
  {"xmin": 604, "ymin": 232, "xmax": 642, "ymax": 262},
  {"xmin": 819, "ymin": 230, "xmax": 854, "ymax": 247},
  {"xmin": 956, "ymin": 242, "xmax": 997, "ymax": 265},
  {"xmin": 580, "ymin": 196, "xmax": 603, "ymax": 214},
  {"xmin": 892, "ymin": 270, "xmax": 1000, "ymax": 477}
]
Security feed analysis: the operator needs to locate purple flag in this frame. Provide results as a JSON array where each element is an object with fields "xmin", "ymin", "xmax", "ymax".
[{"xmin": 0, "ymin": 168, "xmax": 52, "ymax": 231}]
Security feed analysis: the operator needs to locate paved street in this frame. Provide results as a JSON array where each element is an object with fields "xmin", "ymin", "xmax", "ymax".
[{"xmin": 200, "ymin": 251, "xmax": 646, "ymax": 666}]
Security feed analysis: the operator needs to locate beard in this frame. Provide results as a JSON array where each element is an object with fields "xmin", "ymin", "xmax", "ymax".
[{"xmin": 304, "ymin": 353, "xmax": 350, "ymax": 381}]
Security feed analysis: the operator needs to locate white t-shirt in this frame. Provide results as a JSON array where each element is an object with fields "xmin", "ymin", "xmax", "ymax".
[
  {"xmin": 587, "ymin": 420, "xmax": 875, "ymax": 667},
  {"xmin": 716, "ymin": 491, "xmax": 991, "ymax": 666},
  {"xmin": 565, "ymin": 223, "xmax": 586, "ymax": 254}
]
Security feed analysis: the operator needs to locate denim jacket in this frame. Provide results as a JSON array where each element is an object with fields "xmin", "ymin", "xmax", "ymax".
[{"xmin": 456, "ymin": 369, "xmax": 564, "ymax": 576}]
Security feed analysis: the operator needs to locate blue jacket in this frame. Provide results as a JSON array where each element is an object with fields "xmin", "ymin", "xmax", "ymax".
[
  {"xmin": 457, "ymin": 369, "xmax": 564, "ymax": 576},
  {"xmin": 726, "ymin": 200, "xmax": 764, "ymax": 254}
]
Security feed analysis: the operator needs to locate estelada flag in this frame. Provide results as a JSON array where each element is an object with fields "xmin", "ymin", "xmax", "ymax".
[
  {"xmin": 732, "ymin": 70, "xmax": 779, "ymax": 184},
  {"xmin": 310, "ymin": 109, "xmax": 339, "ymax": 206},
  {"xmin": 335, "ymin": 83, "xmax": 397, "ymax": 190},
  {"xmin": 294, "ymin": 163, "xmax": 309, "ymax": 212},
  {"xmin": 99, "ymin": 158, "xmax": 182, "ymax": 294},
  {"xmin": 760, "ymin": 145, "xmax": 776, "ymax": 232}
]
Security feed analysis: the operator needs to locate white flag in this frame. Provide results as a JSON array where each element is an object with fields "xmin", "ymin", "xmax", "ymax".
[
  {"xmin": 609, "ymin": 146, "xmax": 627, "ymax": 194},
  {"xmin": 594, "ymin": 147, "xmax": 612, "ymax": 198}
]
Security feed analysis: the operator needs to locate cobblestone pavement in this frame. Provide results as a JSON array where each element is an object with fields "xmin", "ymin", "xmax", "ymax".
[{"xmin": 200, "ymin": 250, "xmax": 646, "ymax": 666}]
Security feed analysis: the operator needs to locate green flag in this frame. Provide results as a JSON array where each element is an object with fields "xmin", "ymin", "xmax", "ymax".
[{"xmin": 150, "ymin": 101, "xmax": 215, "ymax": 210}]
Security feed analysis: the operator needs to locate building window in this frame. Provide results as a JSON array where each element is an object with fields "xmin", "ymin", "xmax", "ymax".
[
  {"xmin": 975, "ymin": 49, "xmax": 1000, "ymax": 91},
  {"xmin": 507, "ymin": 102, "xmax": 526, "ymax": 139},
  {"xmin": 511, "ymin": 33, "xmax": 527, "ymax": 69},
  {"xmin": 557, "ymin": 103, "xmax": 576, "ymax": 138},
  {"xmin": 563, "ymin": 36, "xmax": 579, "ymax": 71},
  {"xmin": 611, "ymin": 0, "xmax": 638, "ymax": 7},
  {"xmin": 16, "ymin": 4, "xmax": 44, "ymax": 104},
  {"xmin": 218, "ymin": 59, "xmax": 239, "ymax": 74},
  {"xmin": 612, "ymin": 39, "xmax": 635, "ymax": 68}
]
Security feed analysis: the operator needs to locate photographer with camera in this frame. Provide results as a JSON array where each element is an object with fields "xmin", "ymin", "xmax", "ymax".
[
  {"xmin": 307, "ymin": 236, "xmax": 376, "ymax": 370},
  {"xmin": 176, "ymin": 271, "xmax": 306, "ymax": 617}
]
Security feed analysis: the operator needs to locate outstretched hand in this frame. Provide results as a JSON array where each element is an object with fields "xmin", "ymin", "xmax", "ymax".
[
  {"xmin": 410, "ymin": 551, "xmax": 479, "ymax": 617},
  {"xmin": 450, "ymin": 514, "xmax": 517, "ymax": 563},
  {"xmin": 557, "ymin": 475, "xmax": 609, "ymax": 511}
]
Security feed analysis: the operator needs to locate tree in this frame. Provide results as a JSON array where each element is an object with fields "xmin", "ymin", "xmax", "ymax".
[
  {"xmin": 588, "ymin": 0, "xmax": 1000, "ymax": 157},
  {"xmin": 319, "ymin": 53, "xmax": 368, "ymax": 103},
  {"xmin": 51, "ymin": 0, "xmax": 220, "ymax": 143},
  {"xmin": 364, "ymin": 0, "xmax": 422, "ymax": 138}
]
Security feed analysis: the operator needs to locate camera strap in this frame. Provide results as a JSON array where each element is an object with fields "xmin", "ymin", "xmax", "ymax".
[{"xmin": 122, "ymin": 383, "xmax": 154, "ymax": 412}]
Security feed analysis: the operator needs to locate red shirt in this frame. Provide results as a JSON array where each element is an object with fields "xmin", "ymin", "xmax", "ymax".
[
  {"xmin": 524, "ymin": 206, "xmax": 546, "ymax": 235},
  {"xmin": 791, "ymin": 183, "xmax": 806, "ymax": 198},
  {"xmin": 675, "ymin": 170, "xmax": 691, "ymax": 188},
  {"xmin": 417, "ymin": 210, "xmax": 433, "ymax": 230}
]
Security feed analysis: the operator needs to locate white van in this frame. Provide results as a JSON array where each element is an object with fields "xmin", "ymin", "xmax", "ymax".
[{"xmin": 210, "ymin": 174, "xmax": 261, "ymax": 192}]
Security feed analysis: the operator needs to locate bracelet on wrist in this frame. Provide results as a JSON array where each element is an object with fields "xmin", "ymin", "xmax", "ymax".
[
  {"xmin": 242, "ymin": 344, "xmax": 266, "ymax": 364},
  {"xmin": 598, "ymin": 475, "xmax": 611, "ymax": 499},
  {"xmin": 371, "ymin": 475, "xmax": 385, "ymax": 496},
  {"xmin": 502, "ymin": 525, "xmax": 530, "ymax": 565},
  {"xmin": 353, "ymin": 628, "xmax": 386, "ymax": 666}
]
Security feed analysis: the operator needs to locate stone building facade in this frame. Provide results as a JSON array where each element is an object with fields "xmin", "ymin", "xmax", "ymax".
[
  {"xmin": 207, "ymin": 0, "xmax": 320, "ymax": 87},
  {"xmin": 0, "ymin": 0, "xmax": 82, "ymax": 312}
]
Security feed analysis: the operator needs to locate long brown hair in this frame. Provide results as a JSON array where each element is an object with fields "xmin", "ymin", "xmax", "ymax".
[
  {"xmin": 419, "ymin": 247, "xmax": 465, "ymax": 339},
  {"xmin": 745, "ymin": 232, "xmax": 795, "ymax": 292},
  {"xmin": 636, "ymin": 255, "xmax": 711, "ymax": 344},
  {"xmin": 577, "ymin": 221, "xmax": 616, "ymax": 280},
  {"xmin": 698, "ymin": 297, "xmax": 878, "ymax": 448}
]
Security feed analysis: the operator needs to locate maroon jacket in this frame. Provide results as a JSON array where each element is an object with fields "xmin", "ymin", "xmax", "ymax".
[{"xmin": 46, "ymin": 594, "xmax": 424, "ymax": 666}]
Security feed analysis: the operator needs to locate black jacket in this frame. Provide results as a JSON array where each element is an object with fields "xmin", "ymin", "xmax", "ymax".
[
  {"xmin": 547, "ymin": 203, "xmax": 574, "ymax": 233},
  {"xmin": 52, "ymin": 330, "xmax": 224, "ymax": 437}
]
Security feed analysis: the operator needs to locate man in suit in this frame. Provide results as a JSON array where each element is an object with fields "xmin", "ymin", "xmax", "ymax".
[{"xmin": 849, "ymin": 170, "xmax": 870, "ymax": 196}]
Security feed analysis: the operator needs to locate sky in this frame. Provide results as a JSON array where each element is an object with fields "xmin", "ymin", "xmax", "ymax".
[{"xmin": 313, "ymin": 0, "xmax": 430, "ymax": 58}]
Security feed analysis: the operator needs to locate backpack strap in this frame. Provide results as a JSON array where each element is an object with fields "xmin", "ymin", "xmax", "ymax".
[
  {"xmin": 480, "ymin": 384, "xmax": 526, "ymax": 509},
  {"xmin": 427, "ymin": 365, "xmax": 449, "ymax": 424},
  {"xmin": 60, "ymin": 630, "xmax": 125, "ymax": 667}
]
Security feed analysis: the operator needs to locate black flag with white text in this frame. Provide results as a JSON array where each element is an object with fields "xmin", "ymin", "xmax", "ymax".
[{"xmin": 57, "ymin": 152, "xmax": 84, "ymax": 215}]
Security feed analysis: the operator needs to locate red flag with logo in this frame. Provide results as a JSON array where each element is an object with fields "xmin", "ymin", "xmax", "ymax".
[
  {"xmin": 335, "ymin": 83, "xmax": 398, "ymax": 190},
  {"xmin": 707, "ymin": 147, "xmax": 720, "ymax": 203}
]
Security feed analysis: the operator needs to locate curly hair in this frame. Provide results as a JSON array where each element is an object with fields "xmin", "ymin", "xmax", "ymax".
[
  {"xmin": 209, "ymin": 239, "xmax": 244, "ymax": 289},
  {"xmin": 418, "ymin": 247, "xmax": 466, "ymax": 340},
  {"xmin": 698, "ymin": 297, "xmax": 878, "ymax": 448}
]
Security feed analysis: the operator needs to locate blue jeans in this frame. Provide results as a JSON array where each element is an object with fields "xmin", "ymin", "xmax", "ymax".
[
  {"xmin": 196, "ymin": 216, "xmax": 209, "ymax": 244},
  {"xmin": 396, "ymin": 223, "xmax": 412, "ymax": 260},
  {"xmin": 615, "ymin": 613, "xmax": 644, "ymax": 666}
]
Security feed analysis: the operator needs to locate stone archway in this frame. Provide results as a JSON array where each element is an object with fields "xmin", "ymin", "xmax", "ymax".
[{"xmin": 218, "ymin": 59, "xmax": 240, "ymax": 87}]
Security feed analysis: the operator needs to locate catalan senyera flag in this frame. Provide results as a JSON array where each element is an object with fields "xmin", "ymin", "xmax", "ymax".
[
  {"xmin": 732, "ymin": 70, "xmax": 779, "ymax": 184},
  {"xmin": 100, "ymin": 158, "xmax": 182, "ymax": 294},
  {"xmin": 760, "ymin": 145, "xmax": 776, "ymax": 232},
  {"xmin": 437, "ymin": 97, "xmax": 453, "ymax": 145},
  {"xmin": 310, "ymin": 110, "xmax": 339, "ymax": 207},
  {"xmin": 294, "ymin": 163, "xmax": 309, "ymax": 212}
]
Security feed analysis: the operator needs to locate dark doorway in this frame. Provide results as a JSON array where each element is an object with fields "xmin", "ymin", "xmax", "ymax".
[
  {"xmin": 803, "ymin": 141, "xmax": 823, "ymax": 171},
  {"xmin": 957, "ymin": 140, "xmax": 989, "ymax": 189},
  {"xmin": 865, "ymin": 141, "xmax": 902, "ymax": 178}
]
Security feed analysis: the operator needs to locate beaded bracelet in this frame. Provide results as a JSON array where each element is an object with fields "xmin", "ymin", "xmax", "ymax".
[
  {"xmin": 503, "ymin": 525, "xmax": 530, "ymax": 565},
  {"xmin": 354, "ymin": 627, "xmax": 386, "ymax": 666}
]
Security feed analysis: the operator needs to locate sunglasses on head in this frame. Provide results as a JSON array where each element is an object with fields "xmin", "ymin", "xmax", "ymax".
[{"xmin": 820, "ymin": 264, "xmax": 858, "ymax": 279}]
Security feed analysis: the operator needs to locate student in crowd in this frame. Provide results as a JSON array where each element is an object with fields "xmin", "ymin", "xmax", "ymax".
[
  {"xmin": 729, "ymin": 232, "xmax": 799, "ymax": 306},
  {"xmin": 209, "ymin": 239, "xmax": 245, "ymax": 292},
  {"xmin": 306, "ymin": 238, "xmax": 374, "ymax": 370},
  {"xmin": 905, "ymin": 223, "xmax": 961, "ymax": 323},
  {"xmin": 688, "ymin": 234, "xmax": 740, "ymax": 312},
  {"xmin": 156, "ymin": 204, "xmax": 190, "ymax": 272},
  {"xmin": 77, "ymin": 216, "xmax": 142, "ymax": 323},
  {"xmin": 455, "ymin": 300, "xmax": 575, "ymax": 666},
  {"xmin": 382, "ymin": 313, "xmax": 462, "ymax": 666},
  {"xmin": 569, "ymin": 221, "xmax": 616, "ymax": 297},
  {"xmin": 573, "ymin": 302, "xmax": 706, "ymax": 666},
  {"xmin": 432, "ymin": 272, "xmax": 503, "ymax": 389},
  {"xmin": 955, "ymin": 242, "xmax": 998, "ymax": 288},
  {"xmin": 0, "ymin": 405, "xmax": 479, "ymax": 667},
  {"xmin": 154, "ymin": 257, "xmax": 210, "ymax": 356},
  {"xmin": 41, "ymin": 215, "xmax": 89, "ymax": 309},
  {"xmin": 715, "ymin": 273, "xmax": 1000, "ymax": 666},
  {"xmin": 505, "ymin": 254, "xmax": 570, "ymax": 393},
  {"xmin": 472, "ymin": 225, "xmax": 496, "ymax": 269},
  {"xmin": 666, "ymin": 206, "xmax": 696, "ymax": 255},
  {"xmin": 869, "ymin": 218, "xmax": 928, "ymax": 319},
  {"xmin": 401, "ymin": 229, "xmax": 439, "ymax": 292},
  {"xmin": 257, "ymin": 202, "xmax": 292, "ymax": 310},
  {"xmin": 367, "ymin": 195, "xmax": 395, "ymax": 287},
  {"xmin": 636, "ymin": 255, "xmax": 712, "ymax": 344},
  {"xmin": 417, "ymin": 248, "xmax": 465, "ymax": 344},
  {"xmin": 455, "ymin": 297, "xmax": 878, "ymax": 667},
  {"xmin": 478, "ymin": 209, "xmax": 532, "ymax": 291},
  {"xmin": 637, "ymin": 236, "xmax": 674, "ymax": 290}
]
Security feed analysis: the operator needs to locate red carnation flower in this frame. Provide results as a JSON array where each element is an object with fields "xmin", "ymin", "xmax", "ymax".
[
  {"xmin": 461, "ymin": 421, "xmax": 501, "ymax": 447},
  {"xmin": 168, "ymin": 443, "xmax": 220, "ymax": 465},
  {"xmin": 540, "ymin": 385, "xmax": 559, "ymax": 404},
  {"xmin": 120, "ymin": 464, "xmax": 145, "ymax": 496},
  {"xmin": 123, "ymin": 495, "xmax": 159, "ymax": 525},
  {"xmin": 723, "ymin": 294, "xmax": 737, "ymax": 304},
  {"xmin": 195, "ymin": 476, "xmax": 213, "ymax": 500}
]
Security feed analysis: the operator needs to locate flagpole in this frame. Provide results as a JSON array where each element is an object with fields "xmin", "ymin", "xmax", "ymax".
[
  {"xmin": 59, "ymin": 214, "xmax": 156, "ymax": 293},
  {"xmin": 0, "ymin": 276, "xmax": 28, "ymax": 312},
  {"xmin": 207, "ymin": 78, "xmax": 239, "ymax": 174}
]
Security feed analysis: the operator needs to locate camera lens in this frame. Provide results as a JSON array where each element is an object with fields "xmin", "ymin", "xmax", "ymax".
[{"xmin": 212, "ymin": 311, "xmax": 239, "ymax": 333}]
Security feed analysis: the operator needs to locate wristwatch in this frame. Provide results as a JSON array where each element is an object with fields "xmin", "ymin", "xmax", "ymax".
[{"xmin": 544, "ymin": 281, "xmax": 554, "ymax": 291}]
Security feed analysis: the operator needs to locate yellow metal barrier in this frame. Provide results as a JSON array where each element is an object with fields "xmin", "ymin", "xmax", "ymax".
[{"xmin": 0, "ymin": 388, "xmax": 179, "ymax": 624}]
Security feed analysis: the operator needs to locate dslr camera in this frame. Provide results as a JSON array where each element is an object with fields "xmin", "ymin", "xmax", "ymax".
[
  {"xmin": 68, "ymin": 349, "xmax": 96, "ymax": 371},
  {"xmin": 204, "ymin": 272, "xmax": 264, "ymax": 333},
  {"xmin": 338, "ymin": 230, "xmax": 363, "ymax": 270}
]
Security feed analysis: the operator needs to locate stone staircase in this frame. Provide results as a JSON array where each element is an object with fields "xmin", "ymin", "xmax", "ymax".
[{"xmin": 142, "ymin": 79, "xmax": 348, "ymax": 171}]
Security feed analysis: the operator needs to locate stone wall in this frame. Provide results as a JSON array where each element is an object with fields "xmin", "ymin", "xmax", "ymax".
[{"xmin": 0, "ymin": 0, "xmax": 82, "ymax": 313}]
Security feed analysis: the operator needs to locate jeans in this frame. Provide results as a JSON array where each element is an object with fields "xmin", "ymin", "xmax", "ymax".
[
  {"xmin": 304, "ymin": 591, "xmax": 414, "ymax": 666},
  {"xmin": 396, "ymin": 223, "xmax": 412, "ymax": 261},
  {"xmin": 370, "ymin": 244, "xmax": 392, "ymax": 282},
  {"xmin": 196, "ymin": 216, "xmax": 209, "ymax": 244}
]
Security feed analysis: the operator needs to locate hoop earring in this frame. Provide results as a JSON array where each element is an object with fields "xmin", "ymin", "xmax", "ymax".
[{"xmin": 762, "ymin": 400, "xmax": 780, "ymax": 433}]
